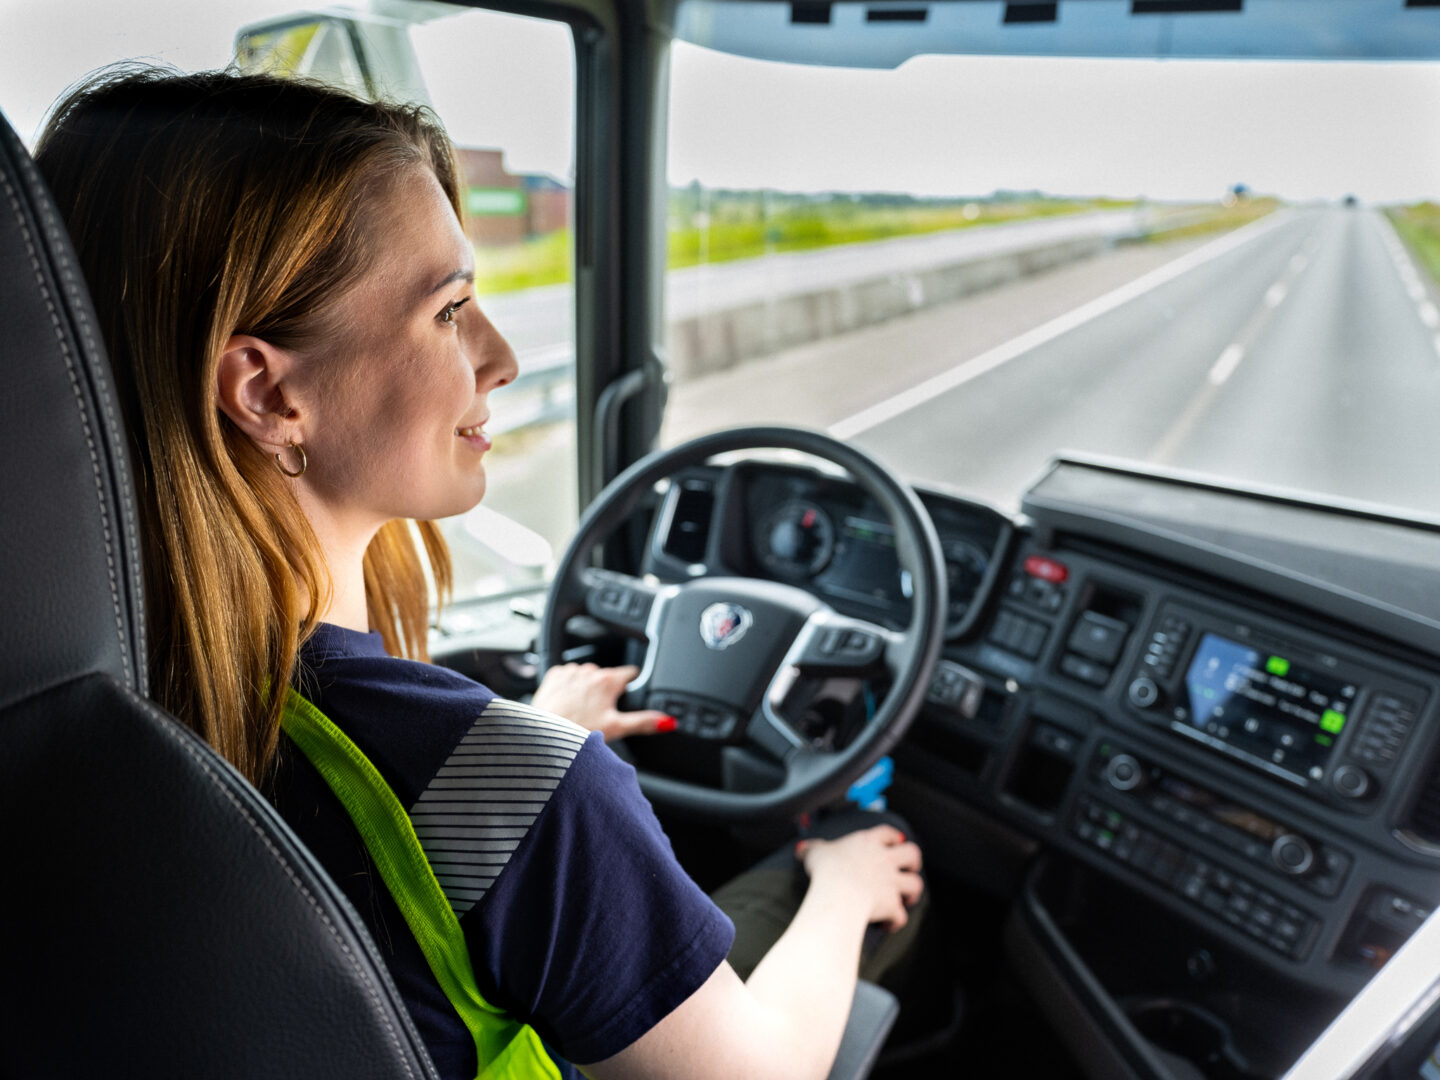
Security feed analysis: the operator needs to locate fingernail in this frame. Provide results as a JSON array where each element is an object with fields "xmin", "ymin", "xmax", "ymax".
[
  {"xmin": 794, "ymin": 840, "xmax": 807, "ymax": 856},
  {"xmin": 656, "ymin": 715, "xmax": 678, "ymax": 733},
  {"xmin": 898, "ymin": 832, "xmax": 907, "ymax": 843}
]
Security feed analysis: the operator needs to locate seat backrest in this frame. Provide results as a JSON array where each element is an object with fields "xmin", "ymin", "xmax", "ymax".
[{"xmin": 0, "ymin": 113, "xmax": 439, "ymax": 1079}]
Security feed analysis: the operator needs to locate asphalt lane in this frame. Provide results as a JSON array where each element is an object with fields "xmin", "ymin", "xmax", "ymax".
[{"xmin": 837, "ymin": 207, "xmax": 1440, "ymax": 516}]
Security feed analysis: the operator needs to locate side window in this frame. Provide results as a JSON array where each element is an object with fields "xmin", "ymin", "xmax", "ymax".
[
  {"xmin": 410, "ymin": 11, "xmax": 579, "ymax": 602},
  {"xmin": 3, "ymin": 2, "xmax": 579, "ymax": 607}
]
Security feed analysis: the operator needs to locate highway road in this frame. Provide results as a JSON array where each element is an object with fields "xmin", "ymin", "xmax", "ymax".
[{"xmin": 825, "ymin": 206, "xmax": 1440, "ymax": 517}]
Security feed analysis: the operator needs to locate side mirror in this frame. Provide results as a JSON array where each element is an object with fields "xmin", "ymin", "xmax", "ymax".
[{"xmin": 234, "ymin": 2, "xmax": 460, "ymax": 105}]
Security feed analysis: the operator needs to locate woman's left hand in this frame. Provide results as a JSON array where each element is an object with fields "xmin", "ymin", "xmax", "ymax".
[{"xmin": 531, "ymin": 662, "xmax": 677, "ymax": 742}]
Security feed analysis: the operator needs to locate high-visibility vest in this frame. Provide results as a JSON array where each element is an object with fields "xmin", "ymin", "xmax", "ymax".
[{"xmin": 280, "ymin": 688, "xmax": 562, "ymax": 1080}]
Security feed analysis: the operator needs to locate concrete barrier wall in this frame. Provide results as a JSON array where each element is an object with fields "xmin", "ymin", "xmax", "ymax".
[{"xmin": 664, "ymin": 235, "xmax": 1110, "ymax": 381}]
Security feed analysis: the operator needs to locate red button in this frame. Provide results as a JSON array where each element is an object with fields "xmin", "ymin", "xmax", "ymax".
[{"xmin": 1024, "ymin": 555, "xmax": 1068, "ymax": 583}]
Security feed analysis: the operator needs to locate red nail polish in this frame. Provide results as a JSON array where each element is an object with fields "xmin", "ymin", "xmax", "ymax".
[
  {"xmin": 898, "ymin": 832, "xmax": 907, "ymax": 843},
  {"xmin": 656, "ymin": 715, "xmax": 678, "ymax": 733}
]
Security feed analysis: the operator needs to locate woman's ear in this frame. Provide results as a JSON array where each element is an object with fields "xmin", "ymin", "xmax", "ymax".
[{"xmin": 216, "ymin": 335, "xmax": 302, "ymax": 449}]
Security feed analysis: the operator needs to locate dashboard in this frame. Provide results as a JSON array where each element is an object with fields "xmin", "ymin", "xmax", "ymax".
[
  {"xmin": 433, "ymin": 451, "xmax": 1440, "ymax": 1078},
  {"xmin": 630, "ymin": 453, "xmax": 1440, "ymax": 1076}
]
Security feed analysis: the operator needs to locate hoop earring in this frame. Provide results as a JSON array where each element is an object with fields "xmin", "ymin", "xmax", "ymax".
[{"xmin": 274, "ymin": 439, "xmax": 307, "ymax": 478}]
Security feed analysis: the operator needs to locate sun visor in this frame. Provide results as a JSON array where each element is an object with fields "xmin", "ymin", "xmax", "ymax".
[{"xmin": 674, "ymin": 0, "xmax": 1440, "ymax": 69}]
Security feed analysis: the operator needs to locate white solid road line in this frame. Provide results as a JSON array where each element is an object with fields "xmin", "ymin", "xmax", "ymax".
[
  {"xmin": 1375, "ymin": 213, "xmax": 1440, "ymax": 357},
  {"xmin": 828, "ymin": 210, "xmax": 1295, "ymax": 441}
]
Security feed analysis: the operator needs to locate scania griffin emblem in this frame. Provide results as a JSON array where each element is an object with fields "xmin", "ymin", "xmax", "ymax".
[{"xmin": 699, "ymin": 602, "xmax": 752, "ymax": 650}]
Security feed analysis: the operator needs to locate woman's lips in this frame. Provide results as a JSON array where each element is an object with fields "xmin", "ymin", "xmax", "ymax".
[{"xmin": 456, "ymin": 422, "xmax": 492, "ymax": 451}]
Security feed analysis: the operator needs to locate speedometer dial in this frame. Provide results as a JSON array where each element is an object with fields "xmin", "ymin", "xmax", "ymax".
[{"xmin": 758, "ymin": 500, "xmax": 836, "ymax": 579}]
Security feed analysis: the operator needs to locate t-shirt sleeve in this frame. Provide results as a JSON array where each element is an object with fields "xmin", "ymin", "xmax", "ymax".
[{"xmin": 463, "ymin": 733, "xmax": 736, "ymax": 1064}]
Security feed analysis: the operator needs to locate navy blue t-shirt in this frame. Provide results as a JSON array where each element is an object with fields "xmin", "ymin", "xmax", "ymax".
[{"xmin": 268, "ymin": 623, "xmax": 735, "ymax": 1078}]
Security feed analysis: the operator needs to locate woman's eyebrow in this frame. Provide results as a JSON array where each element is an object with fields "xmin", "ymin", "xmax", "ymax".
[{"xmin": 425, "ymin": 267, "xmax": 476, "ymax": 296}]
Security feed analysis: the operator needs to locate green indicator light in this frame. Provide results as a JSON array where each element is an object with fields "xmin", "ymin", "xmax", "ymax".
[
  {"xmin": 1267, "ymin": 655, "xmax": 1291, "ymax": 677},
  {"xmin": 1321, "ymin": 709, "xmax": 1347, "ymax": 734},
  {"xmin": 1099, "ymin": 830, "xmax": 1115, "ymax": 843},
  {"xmin": 1316, "ymin": 734, "xmax": 1334, "ymax": 747}
]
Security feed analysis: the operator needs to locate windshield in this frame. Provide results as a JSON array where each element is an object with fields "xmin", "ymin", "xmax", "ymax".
[{"xmin": 659, "ymin": 39, "xmax": 1440, "ymax": 516}]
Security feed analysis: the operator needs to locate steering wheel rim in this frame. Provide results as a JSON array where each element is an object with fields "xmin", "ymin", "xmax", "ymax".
[{"xmin": 539, "ymin": 426, "xmax": 947, "ymax": 823}]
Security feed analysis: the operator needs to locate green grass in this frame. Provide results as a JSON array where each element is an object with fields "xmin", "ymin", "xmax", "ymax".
[
  {"xmin": 475, "ymin": 197, "xmax": 1136, "ymax": 297},
  {"xmin": 1388, "ymin": 203, "xmax": 1440, "ymax": 284},
  {"xmin": 1136, "ymin": 198, "xmax": 1281, "ymax": 244}
]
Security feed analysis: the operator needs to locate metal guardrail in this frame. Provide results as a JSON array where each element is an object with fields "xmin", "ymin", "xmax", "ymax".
[{"xmin": 493, "ymin": 342, "xmax": 575, "ymax": 433}]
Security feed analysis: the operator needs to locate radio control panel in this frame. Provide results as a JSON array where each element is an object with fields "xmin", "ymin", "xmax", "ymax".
[
  {"xmin": 1124, "ymin": 602, "xmax": 1428, "ymax": 810},
  {"xmin": 1089, "ymin": 743, "xmax": 1351, "ymax": 899}
]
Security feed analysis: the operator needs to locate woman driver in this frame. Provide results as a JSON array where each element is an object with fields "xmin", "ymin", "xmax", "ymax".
[{"xmin": 35, "ymin": 67, "xmax": 923, "ymax": 1080}]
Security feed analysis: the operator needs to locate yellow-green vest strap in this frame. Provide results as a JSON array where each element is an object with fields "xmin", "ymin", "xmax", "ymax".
[{"xmin": 280, "ymin": 688, "xmax": 562, "ymax": 1080}]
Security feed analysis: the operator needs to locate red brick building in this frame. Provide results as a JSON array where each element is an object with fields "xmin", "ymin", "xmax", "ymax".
[{"xmin": 453, "ymin": 147, "xmax": 570, "ymax": 246}]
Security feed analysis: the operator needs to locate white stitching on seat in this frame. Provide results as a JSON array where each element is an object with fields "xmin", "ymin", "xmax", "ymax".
[
  {"xmin": 137, "ymin": 694, "xmax": 423, "ymax": 1080},
  {"xmin": 22, "ymin": 149, "xmax": 149, "ymax": 682},
  {"xmin": 0, "ymin": 157, "xmax": 132, "ymax": 689}
]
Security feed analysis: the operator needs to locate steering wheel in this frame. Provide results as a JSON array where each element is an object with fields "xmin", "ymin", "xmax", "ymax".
[{"xmin": 539, "ymin": 427, "xmax": 947, "ymax": 823}]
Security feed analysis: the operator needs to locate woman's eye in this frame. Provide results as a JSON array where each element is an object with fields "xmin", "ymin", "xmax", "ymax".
[{"xmin": 439, "ymin": 297, "xmax": 472, "ymax": 324}]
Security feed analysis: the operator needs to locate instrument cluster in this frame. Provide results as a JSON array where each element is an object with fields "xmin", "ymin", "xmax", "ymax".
[{"xmin": 742, "ymin": 469, "xmax": 1008, "ymax": 635}]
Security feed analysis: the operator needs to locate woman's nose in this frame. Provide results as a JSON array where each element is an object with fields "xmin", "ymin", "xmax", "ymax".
[{"xmin": 473, "ymin": 313, "xmax": 519, "ymax": 391}]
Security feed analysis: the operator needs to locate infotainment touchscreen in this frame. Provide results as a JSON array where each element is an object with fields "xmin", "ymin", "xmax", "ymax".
[{"xmin": 1178, "ymin": 633, "xmax": 1357, "ymax": 784}]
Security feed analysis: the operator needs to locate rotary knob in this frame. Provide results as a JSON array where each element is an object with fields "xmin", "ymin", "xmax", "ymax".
[
  {"xmin": 1105, "ymin": 753, "xmax": 1144, "ymax": 792},
  {"xmin": 1128, "ymin": 676, "xmax": 1160, "ymax": 709},
  {"xmin": 1271, "ymin": 834, "xmax": 1315, "ymax": 876},
  {"xmin": 1332, "ymin": 764, "xmax": 1372, "ymax": 800}
]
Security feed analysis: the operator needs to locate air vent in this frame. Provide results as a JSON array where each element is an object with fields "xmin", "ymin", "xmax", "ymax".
[
  {"xmin": 1404, "ymin": 757, "xmax": 1440, "ymax": 845},
  {"xmin": 662, "ymin": 480, "xmax": 715, "ymax": 565}
]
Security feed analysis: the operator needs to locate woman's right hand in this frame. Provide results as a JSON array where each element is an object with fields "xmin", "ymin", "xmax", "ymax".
[{"xmin": 796, "ymin": 824, "xmax": 923, "ymax": 931}]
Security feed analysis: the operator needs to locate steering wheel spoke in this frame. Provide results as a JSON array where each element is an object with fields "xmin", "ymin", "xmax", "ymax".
[
  {"xmin": 790, "ymin": 610, "xmax": 898, "ymax": 676},
  {"xmin": 579, "ymin": 567, "xmax": 661, "ymax": 639}
]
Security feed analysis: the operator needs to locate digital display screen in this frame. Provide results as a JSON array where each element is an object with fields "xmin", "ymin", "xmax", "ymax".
[
  {"xmin": 822, "ymin": 517, "xmax": 904, "ymax": 607},
  {"xmin": 1177, "ymin": 633, "xmax": 1357, "ymax": 784}
]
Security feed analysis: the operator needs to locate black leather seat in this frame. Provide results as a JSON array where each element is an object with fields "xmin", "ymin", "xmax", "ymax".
[{"xmin": 0, "ymin": 113, "xmax": 440, "ymax": 1079}]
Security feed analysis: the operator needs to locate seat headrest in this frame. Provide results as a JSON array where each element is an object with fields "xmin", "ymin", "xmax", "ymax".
[{"xmin": 0, "ymin": 115, "xmax": 146, "ymax": 709}]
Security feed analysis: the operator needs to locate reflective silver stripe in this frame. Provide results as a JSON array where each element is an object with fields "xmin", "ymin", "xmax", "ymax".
[{"xmin": 410, "ymin": 698, "xmax": 586, "ymax": 916}]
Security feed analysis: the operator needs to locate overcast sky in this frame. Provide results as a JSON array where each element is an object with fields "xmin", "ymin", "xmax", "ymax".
[{"xmin": 4, "ymin": 0, "xmax": 1439, "ymax": 203}]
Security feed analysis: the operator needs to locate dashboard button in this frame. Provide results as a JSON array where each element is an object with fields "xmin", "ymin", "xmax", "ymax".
[
  {"xmin": 1068, "ymin": 611, "xmax": 1130, "ymax": 665},
  {"xmin": 1061, "ymin": 654, "xmax": 1108, "ymax": 686}
]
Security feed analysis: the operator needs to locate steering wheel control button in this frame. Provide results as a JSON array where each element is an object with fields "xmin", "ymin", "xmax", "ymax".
[
  {"xmin": 1271, "ymin": 834, "xmax": 1315, "ymax": 876},
  {"xmin": 1128, "ymin": 676, "xmax": 1160, "ymax": 709},
  {"xmin": 648, "ymin": 693, "xmax": 738, "ymax": 741},
  {"xmin": 584, "ymin": 571, "xmax": 653, "ymax": 634},
  {"xmin": 1105, "ymin": 754, "xmax": 1144, "ymax": 791}
]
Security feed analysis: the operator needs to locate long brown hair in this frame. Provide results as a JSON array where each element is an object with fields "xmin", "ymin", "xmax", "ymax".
[{"xmin": 36, "ymin": 67, "xmax": 456, "ymax": 785}]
